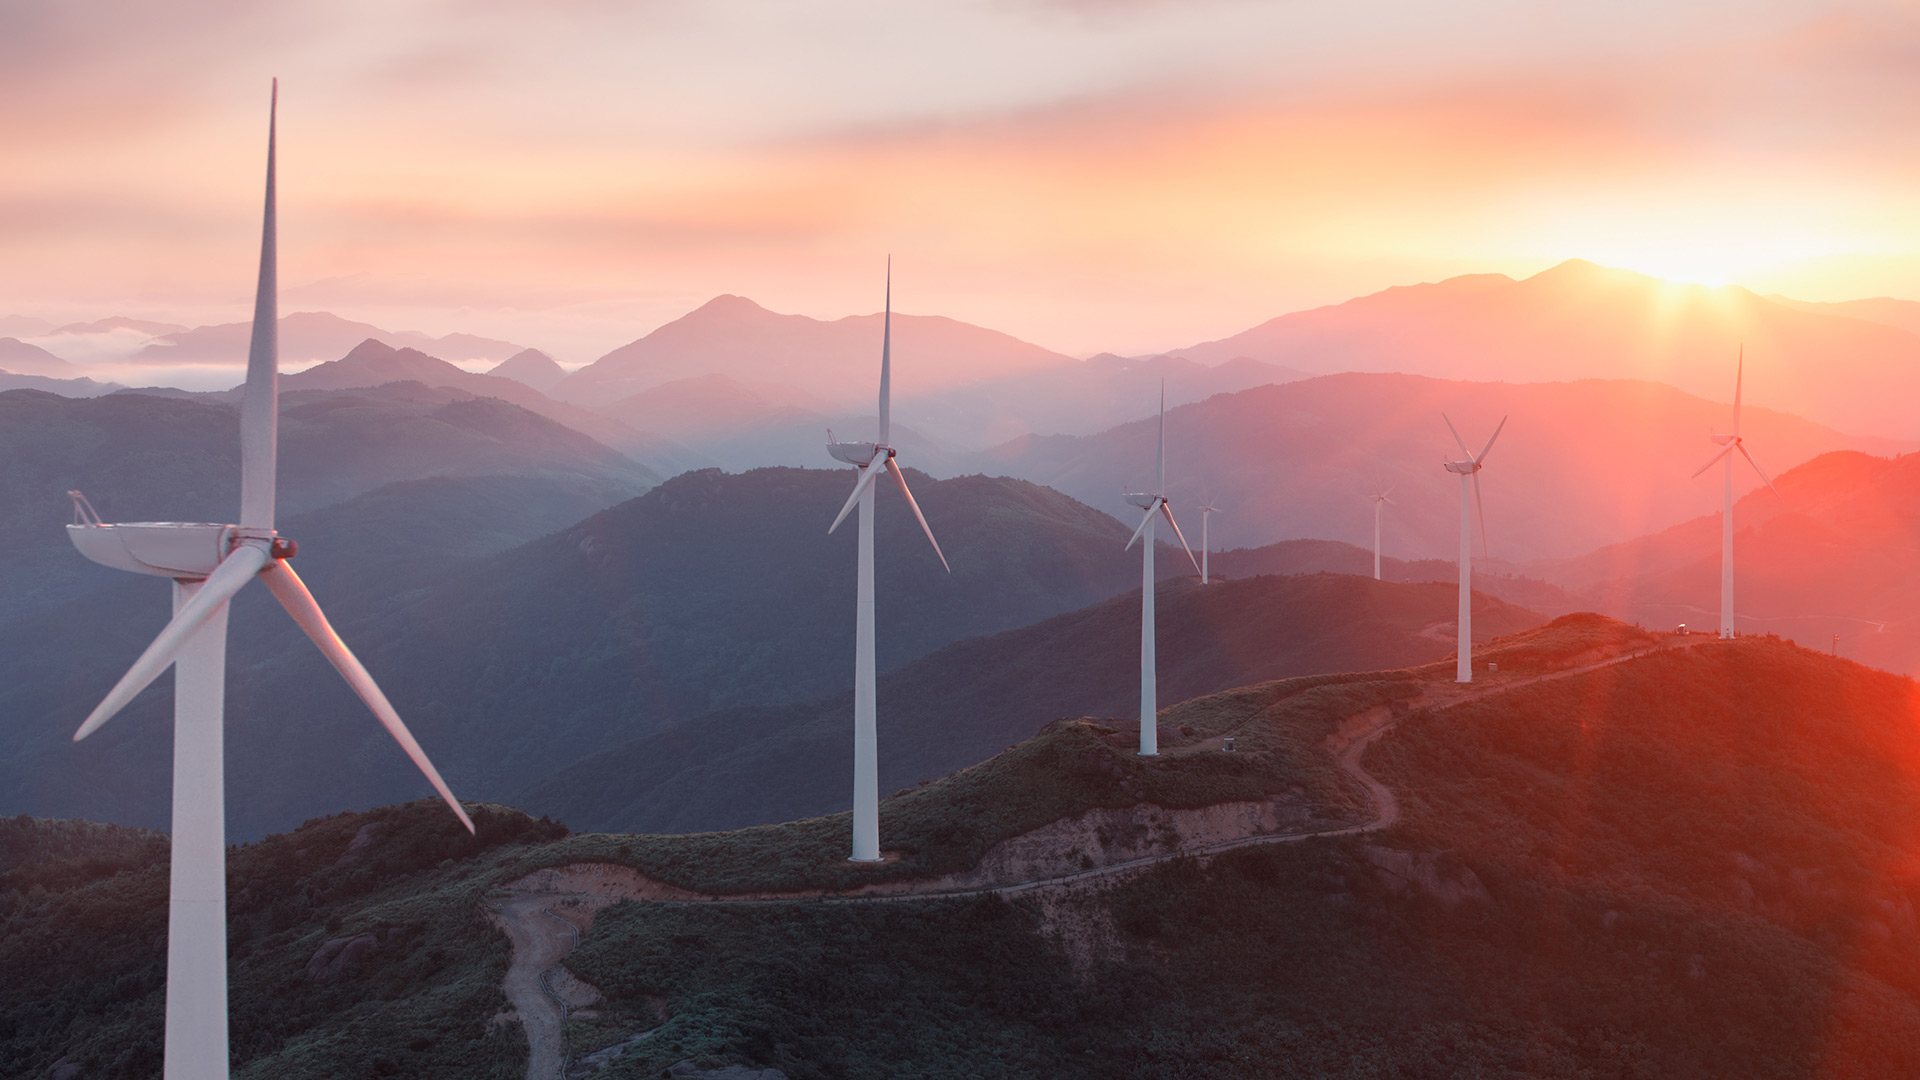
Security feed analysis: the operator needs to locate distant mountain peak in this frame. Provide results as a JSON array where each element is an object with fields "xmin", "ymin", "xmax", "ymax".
[
  {"xmin": 688, "ymin": 294, "xmax": 772, "ymax": 319},
  {"xmin": 339, "ymin": 337, "xmax": 402, "ymax": 364}
]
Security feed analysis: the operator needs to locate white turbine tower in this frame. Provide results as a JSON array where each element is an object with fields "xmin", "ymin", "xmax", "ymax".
[
  {"xmin": 1369, "ymin": 488, "xmax": 1393, "ymax": 581},
  {"xmin": 1123, "ymin": 384, "xmax": 1200, "ymax": 756},
  {"xmin": 1197, "ymin": 494, "xmax": 1220, "ymax": 585},
  {"xmin": 1442, "ymin": 413, "xmax": 1506, "ymax": 684},
  {"xmin": 1691, "ymin": 349, "xmax": 1777, "ymax": 639},
  {"xmin": 826, "ymin": 262, "xmax": 949, "ymax": 862},
  {"xmin": 65, "ymin": 84, "xmax": 473, "ymax": 1080}
]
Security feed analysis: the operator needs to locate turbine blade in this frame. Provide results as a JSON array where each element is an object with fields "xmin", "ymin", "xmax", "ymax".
[
  {"xmin": 240, "ymin": 81, "xmax": 279, "ymax": 532},
  {"xmin": 1691, "ymin": 443, "xmax": 1737, "ymax": 479},
  {"xmin": 72, "ymin": 543, "xmax": 270, "ymax": 741},
  {"xmin": 1738, "ymin": 443, "xmax": 1779, "ymax": 494},
  {"xmin": 1472, "ymin": 472, "xmax": 1489, "ymax": 560},
  {"xmin": 1475, "ymin": 415, "xmax": 1508, "ymax": 464},
  {"xmin": 1124, "ymin": 505, "xmax": 1156, "ymax": 550},
  {"xmin": 883, "ymin": 457, "xmax": 950, "ymax": 573},
  {"xmin": 260, "ymin": 560, "xmax": 474, "ymax": 833},
  {"xmin": 1161, "ymin": 501, "xmax": 1200, "ymax": 574},
  {"xmin": 1442, "ymin": 413, "xmax": 1473, "ymax": 460},
  {"xmin": 1734, "ymin": 346, "xmax": 1743, "ymax": 438},
  {"xmin": 879, "ymin": 256, "xmax": 891, "ymax": 447},
  {"xmin": 828, "ymin": 458, "xmax": 885, "ymax": 534},
  {"xmin": 1156, "ymin": 380, "xmax": 1166, "ymax": 494}
]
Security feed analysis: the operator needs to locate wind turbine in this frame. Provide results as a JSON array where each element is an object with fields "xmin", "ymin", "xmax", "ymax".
[
  {"xmin": 1369, "ymin": 488, "xmax": 1393, "ymax": 581},
  {"xmin": 1123, "ymin": 384, "xmax": 1200, "ymax": 755},
  {"xmin": 1197, "ymin": 493, "xmax": 1220, "ymax": 585},
  {"xmin": 1442, "ymin": 413, "xmax": 1506, "ymax": 683},
  {"xmin": 1691, "ymin": 349, "xmax": 1777, "ymax": 639},
  {"xmin": 825, "ymin": 261, "xmax": 949, "ymax": 862},
  {"xmin": 64, "ymin": 84, "xmax": 473, "ymax": 1080}
]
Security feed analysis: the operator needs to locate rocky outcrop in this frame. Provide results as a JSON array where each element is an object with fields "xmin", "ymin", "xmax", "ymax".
[
  {"xmin": 305, "ymin": 926, "xmax": 406, "ymax": 980},
  {"xmin": 1360, "ymin": 845, "xmax": 1491, "ymax": 907}
]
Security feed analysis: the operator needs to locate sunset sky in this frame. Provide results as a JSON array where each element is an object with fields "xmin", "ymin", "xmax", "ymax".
[{"xmin": 4, "ymin": 0, "xmax": 1918, "ymax": 361}]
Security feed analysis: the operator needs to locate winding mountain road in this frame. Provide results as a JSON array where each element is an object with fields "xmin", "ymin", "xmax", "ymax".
[{"xmin": 490, "ymin": 636, "xmax": 1701, "ymax": 1078}]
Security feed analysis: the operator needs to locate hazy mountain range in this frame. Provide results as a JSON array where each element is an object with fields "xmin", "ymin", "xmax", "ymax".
[
  {"xmin": 1167, "ymin": 259, "xmax": 1920, "ymax": 440},
  {"xmin": 980, "ymin": 372, "xmax": 1912, "ymax": 563}
]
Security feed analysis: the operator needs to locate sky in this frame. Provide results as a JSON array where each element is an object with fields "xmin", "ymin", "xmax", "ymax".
[{"xmin": 4, "ymin": 0, "xmax": 1919, "ymax": 362}]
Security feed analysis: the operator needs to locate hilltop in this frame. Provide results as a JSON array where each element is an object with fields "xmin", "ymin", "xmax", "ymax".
[{"xmin": 10, "ymin": 617, "xmax": 1920, "ymax": 1077}]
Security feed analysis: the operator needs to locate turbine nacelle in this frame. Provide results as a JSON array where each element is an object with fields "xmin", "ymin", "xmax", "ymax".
[
  {"xmin": 67, "ymin": 520, "xmax": 299, "ymax": 580},
  {"xmin": 1711, "ymin": 433, "xmax": 1738, "ymax": 447},
  {"xmin": 67, "ymin": 522, "xmax": 234, "ymax": 579},
  {"xmin": 827, "ymin": 438, "xmax": 886, "ymax": 467},
  {"xmin": 1443, "ymin": 460, "xmax": 1481, "ymax": 475},
  {"xmin": 1124, "ymin": 491, "xmax": 1162, "ymax": 509}
]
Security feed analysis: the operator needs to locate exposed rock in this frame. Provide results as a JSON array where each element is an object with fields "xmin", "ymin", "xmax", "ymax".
[
  {"xmin": 333, "ymin": 822, "xmax": 386, "ymax": 869},
  {"xmin": 48, "ymin": 1055, "xmax": 82, "ymax": 1079},
  {"xmin": 305, "ymin": 933, "xmax": 380, "ymax": 980},
  {"xmin": 1360, "ymin": 845, "xmax": 1491, "ymax": 907}
]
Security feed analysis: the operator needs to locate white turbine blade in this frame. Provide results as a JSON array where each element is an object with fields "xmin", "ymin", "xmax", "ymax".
[
  {"xmin": 73, "ymin": 544, "xmax": 270, "ymax": 741},
  {"xmin": 1124, "ymin": 504, "xmax": 1156, "ymax": 550},
  {"xmin": 1160, "ymin": 501, "xmax": 1200, "ymax": 574},
  {"xmin": 1475, "ymin": 415, "xmax": 1508, "ymax": 464},
  {"xmin": 883, "ymin": 457, "xmax": 950, "ymax": 573},
  {"xmin": 1691, "ymin": 442, "xmax": 1737, "ymax": 479},
  {"xmin": 828, "ymin": 458, "xmax": 885, "ymax": 534},
  {"xmin": 1442, "ymin": 413, "xmax": 1474, "ymax": 460},
  {"xmin": 878, "ymin": 256, "xmax": 891, "ymax": 447},
  {"xmin": 260, "ymin": 560, "xmax": 475, "ymax": 833},
  {"xmin": 1737, "ymin": 443, "xmax": 1778, "ymax": 494},
  {"xmin": 1472, "ymin": 472, "xmax": 1490, "ymax": 559},
  {"xmin": 240, "ymin": 81, "xmax": 280, "ymax": 532},
  {"xmin": 1733, "ymin": 346, "xmax": 1743, "ymax": 438},
  {"xmin": 1156, "ymin": 380, "xmax": 1166, "ymax": 493}
]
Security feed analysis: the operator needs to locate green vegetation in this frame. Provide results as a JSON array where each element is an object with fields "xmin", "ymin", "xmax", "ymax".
[
  {"xmin": 0, "ymin": 802, "xmax": 564, "ymax": 1080},
  {"xmin": 10, "ymin": 620, "xmax": 1920, "ymax": 1077}
]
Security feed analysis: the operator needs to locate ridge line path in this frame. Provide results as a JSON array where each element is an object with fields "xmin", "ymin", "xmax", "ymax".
[{"xmin": 490, "ymin": 636, "xmax": 1704, "ymax": 1079}]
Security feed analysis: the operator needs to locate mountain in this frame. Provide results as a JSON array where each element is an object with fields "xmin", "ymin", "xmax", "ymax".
[
  {"xmin": 0, "ymin": 337, "xmax": 79, "ymax": 377},
  {"xmin": 554, "ymin": 294, "xmax": 1074, "ymax": 407},
  {"xmin": 1207, "ymin": 537, "xmax": 1584, "ymax": 614},
  {"xmin": 1169, "ymin": 259, "xmax": 1920, "ymax": 440},
  {"xmin": 0, "ymin": 387, "xmax": 659, "ymax": 620},
  {"xmin": 131, "ymin": 312, "xmax": 525, "ymax": 369},
  {"xmin": 12, "ymin": 624, "xmax": 1920, "ymax": 1078},
  {"xmin": 220, "ymin": 338, "xmax": 695, "ymax": 474},
  {"xmin": 514, "ymin": 571, "xmax": 1548, "ymax": 834},
  {"xmin": 1768, "ymin": 295, "xmax": 1920, "ymax": 338},
  {"xmin": 980, "ymin": 372, "xmax": 1913, "ymax": 562},
  {"xmin": 0, "ymin": 315, "xmax": 53, "ymax": 337},
  {"xmin": 568, "ymin": 300, "xmax": 1306, "ymax": 456},
  {"xmin": 897, "ymin": 351, "xmax": 1310, "ymax": 448},
  {"xmin": 486, "ymin": 347, "xmax": 567, "ymax": 393},
  {"xmin": 0, "ymin": 370, "xmax": 121, "ymax": 397},
  {"xmin": 1528, "ymin": 449, "xmax": 1920, "ymax": 674},
  {"xmin": 0, "ymin": 467, "xmax": 1199, "ymax": 838},
  {"xmin": 50, "ymin": 316, "xmax": 188, "ymax": 337}
]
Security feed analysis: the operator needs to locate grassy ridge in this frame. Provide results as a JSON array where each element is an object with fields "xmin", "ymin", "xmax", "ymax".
[{"xmin": 10, "ymin": 618, "xmax": 1920, "ymax": 1078}]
